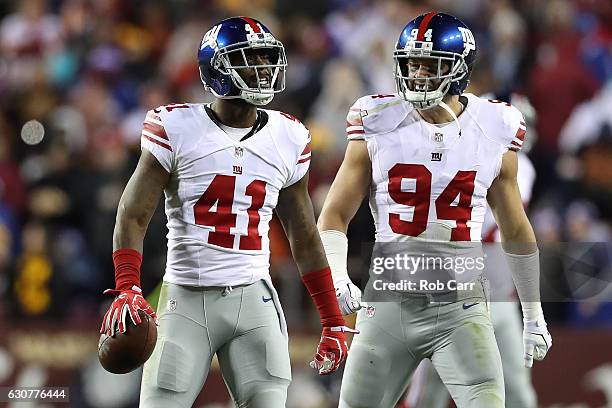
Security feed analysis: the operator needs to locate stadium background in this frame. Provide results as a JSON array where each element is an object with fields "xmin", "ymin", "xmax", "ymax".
[{"xmin": 0, "ymin": 0, "xmax": 611, "ymax": 406}]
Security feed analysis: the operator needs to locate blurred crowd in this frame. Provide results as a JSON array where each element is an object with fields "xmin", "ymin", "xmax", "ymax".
[{"xmin": 0, "ymin": 0, "xmax": 611, "ymax": 330}]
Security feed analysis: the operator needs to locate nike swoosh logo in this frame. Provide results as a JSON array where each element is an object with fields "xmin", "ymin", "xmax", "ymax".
[
  {"xmin": 262, "ymin": 296, "xmax": 273, "ymax": 303},
  {"xmin": 462, "ymin": 302, "xmax": 479, "ymax": 310}
]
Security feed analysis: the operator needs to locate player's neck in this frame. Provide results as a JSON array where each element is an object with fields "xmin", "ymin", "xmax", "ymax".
[
  {"xmin": 210, "ymin": 99, "xmax": 258, "ymax": 128},
  {"xmin": 417, "ymin": 95, "xmax": 463, "ymax": 125}
]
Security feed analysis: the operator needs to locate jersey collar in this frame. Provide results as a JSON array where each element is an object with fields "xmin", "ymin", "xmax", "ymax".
[{"xmin": 204, "ymin": 104, "xmax": 269, "ymax": 142}]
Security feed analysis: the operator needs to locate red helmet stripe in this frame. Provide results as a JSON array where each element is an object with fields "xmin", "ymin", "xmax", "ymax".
[
  {"xmin": 417, "ymin": 12, "xmax": 437, "ymax": 41},
  {"xmin": 241, "ymin": 16, "xmax": 261, "ymax": 33}
]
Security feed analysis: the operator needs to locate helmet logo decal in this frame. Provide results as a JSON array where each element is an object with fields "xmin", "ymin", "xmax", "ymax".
[
  {"xmin": 458, "ymin": 27, "xmax": 476, "ymax": 56},
  {"xmin": 201, "ymin": 24, "xmax": 222, "ymax": 51}
]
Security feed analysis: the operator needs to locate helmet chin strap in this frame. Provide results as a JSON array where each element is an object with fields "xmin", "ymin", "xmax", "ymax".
[{"xmin": 438, "ymin": 99, "xmax": 462, "ymax": 136}]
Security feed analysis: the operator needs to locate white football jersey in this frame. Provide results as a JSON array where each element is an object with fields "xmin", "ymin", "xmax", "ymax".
[
  {"xmin": 346, "ymin": 93, "xmax": 526, "ymax": 244},
  {"xmin": 141, "ymin": 103, "xmax": 310, "ymax": 287}
]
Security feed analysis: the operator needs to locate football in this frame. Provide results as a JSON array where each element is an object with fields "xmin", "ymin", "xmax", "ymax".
[{"xmin": 98, "ymin": 310, "xmax": 157, "ymax": 374}]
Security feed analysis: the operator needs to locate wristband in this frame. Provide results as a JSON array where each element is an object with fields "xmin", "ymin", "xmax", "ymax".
[
  {"xmin": 301, "ymin": 267, "xmax": 344, "ymax": 327},
  {"xmin": 113, "ymin": 248, "xmax": 142, "ymax": 291}
]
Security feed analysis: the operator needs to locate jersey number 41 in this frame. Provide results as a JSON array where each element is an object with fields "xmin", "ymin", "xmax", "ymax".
[{"xmin": 194, "ymin": 175, "xmax": 266, "ymax": 250}]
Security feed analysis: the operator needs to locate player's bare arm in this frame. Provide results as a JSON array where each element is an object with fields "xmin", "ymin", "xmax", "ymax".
[
  {"xmin": 100, "ymin": 150, "xmax": 168, "ymax": 337},
  {"xmin": 487, "ymin": 150, "xmax": 536, "ymax": 253},
  {"xmin": 488, "ymin": 150, "xmax": 553, "ymax": 368},
  {"xmin": 113, "ymin": 150, "xmax": 170, "ymax": 251},
  {"xmin": 317, "ymin": 140, "xmax": 371, "ymax": 316},
  {"xmin": 276, "ymin": 171, "xmax": 328, "ymax": 274},
  {"xmin": 276, "ymin": 172, "xmax": 357, "ymax": 375},
  {"xmin": 318, "ymin": 140, "xmax": 371, "ymax": 233}
]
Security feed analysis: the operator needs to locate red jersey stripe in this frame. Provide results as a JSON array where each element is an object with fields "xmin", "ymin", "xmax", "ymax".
[
  {"xmin": 142, "ymin": 135, "xmax": 173, "ymax": 151},
  {"xmin": 143, "ymin": 122, "xmax": 169, "ymax": 140},
  {"xmin": 301, "ymin": 143, "xmax": 311, "ymax": 155},
  {"xmin": 347, "ymin": 129, "xmax": 366, "ymax": 135},
  {"xmin": 297, "ymin": 156, "xmax": 311, "ymax": 164},
  {"xmin": 515, "ymin": 128, "xmax": 526, "ymax": 141},
  {"xmin": 417, "ymin": 12, "xmax": 437, "ymax": 41}
]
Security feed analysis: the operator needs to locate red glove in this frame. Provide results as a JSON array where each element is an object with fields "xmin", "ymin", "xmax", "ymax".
[
  {"xmin": 100, "ymin": 286, "xmax": 158, "ymax": 336},
  {"xmin": 99, "ymin": 249, "xmax": 158, "ymax": 337},
  {"xmin": 302, "ymin": 267, "xmax": 358, "ymax": 375},
  {"xmin": 310, "ymin": 325, "xmax": 358, "ymax": 375}
]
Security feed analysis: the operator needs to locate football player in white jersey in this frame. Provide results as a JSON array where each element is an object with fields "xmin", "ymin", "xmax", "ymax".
[
  {"xmin": 99, "ymin": 17, "xmax": 355, "ymax": 408},
  {"xmin": 403, "ymin": 94, "xmax": 539, "ymax": 408},
  {"xmin": 317, "ymin": 12, "xmax": 552, "ymax": 407}
]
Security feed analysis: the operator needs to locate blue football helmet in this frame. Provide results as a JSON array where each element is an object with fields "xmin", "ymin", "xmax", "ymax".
[
  {"xmin": 394, "ymin": 12, "xmax": 477, "ymax": 109},
  {"xmin": 198, "ymin": 17, "xmax": 287, "ymax": 106}
]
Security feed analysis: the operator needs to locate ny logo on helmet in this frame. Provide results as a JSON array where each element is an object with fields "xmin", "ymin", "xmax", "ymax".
[
  {"xmin": 458, "ymin": 27, "xmax": 475, "ymax": 56},
  {"xmin": 201, "ymin": 24, "xmax": 222, "ymax": 51}
]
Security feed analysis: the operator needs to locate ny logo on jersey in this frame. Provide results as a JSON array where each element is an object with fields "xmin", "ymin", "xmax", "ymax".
[
  {"xmin": 201, "ymin": 24, "xmax": 222, "ymax": 51},
  {"xmin": 431, "ymin": 152, "xmax": 443, "ymax": 162},
  {"xmin": 233, "ymin": 165, "xmax": 243, "ymax": 175}
]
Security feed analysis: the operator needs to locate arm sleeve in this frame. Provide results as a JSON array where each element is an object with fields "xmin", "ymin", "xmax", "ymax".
[
  {"xmin": 319, "ymin": 230, "xmax": 350, "ymax": 284},
  {"xmin": 140, "ymin": 109, "xmax": 174, "ymax": 172},
  {"xmin": 284, "ymin": 131, "xmax": 311, "ymax": 188},
  {"xmin": 505, "ymin": 250, "xmax": 544, "ymax": 322}
]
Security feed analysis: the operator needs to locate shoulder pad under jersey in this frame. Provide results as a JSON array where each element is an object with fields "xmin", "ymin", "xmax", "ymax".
[
  {"xmin": 346, "ymin": 94, "xmax": 413, "ymax": 140},
  {"xmin": 466, "ymin": 94, "xmax": 527, "ymax": 151}
]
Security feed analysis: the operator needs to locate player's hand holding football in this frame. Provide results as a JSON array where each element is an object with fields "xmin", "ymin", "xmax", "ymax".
[
  {"xmin": 100, "ymin": 285, "xmax": 158, "ymax": 337},
  {"xmin": 523, "ymin": 316, "xmax": 552, "ymax": 368},
  {"xmin": 100, "ymin": 248, "xmax": 158, "ymax": 337}
]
